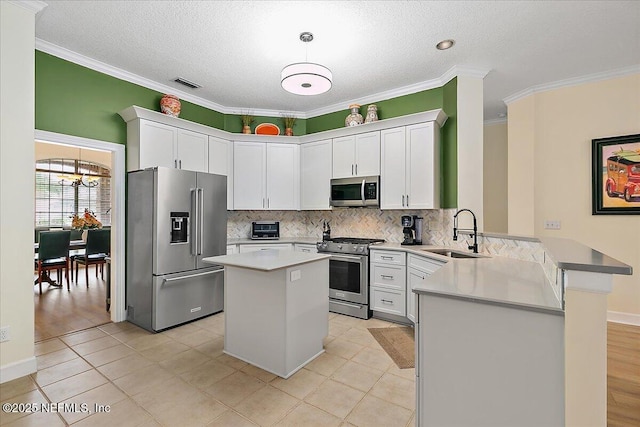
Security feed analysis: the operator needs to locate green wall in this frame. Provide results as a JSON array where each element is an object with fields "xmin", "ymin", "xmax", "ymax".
[
  {"xmin": 306, "ymin": 87, "xmax": 445, "ymax": 133},
  {"xmin": 35, "ymin": 51, "xmax": 457, "ymax": 206},
  {"xmin": 35, "ymin": 51, "xmax": 225, "ymax": 144}
]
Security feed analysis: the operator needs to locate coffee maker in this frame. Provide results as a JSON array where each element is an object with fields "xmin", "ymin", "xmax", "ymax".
[{"xmin": 401, "ymin": 215, "xmax": 423, "ymax": 245}]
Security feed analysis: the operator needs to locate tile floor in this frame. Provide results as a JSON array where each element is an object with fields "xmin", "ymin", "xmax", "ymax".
[{"xmin": 1, "ymin": 313, "xmax": 415, "ymax": 427}]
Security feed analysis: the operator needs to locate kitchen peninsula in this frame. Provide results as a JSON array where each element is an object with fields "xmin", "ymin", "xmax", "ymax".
[{"xmin": 203, "ymin": 250, "xmax": 330, "ymax": 378}]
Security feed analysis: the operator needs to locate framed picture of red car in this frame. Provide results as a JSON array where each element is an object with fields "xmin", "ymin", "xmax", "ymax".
[{"xmin": 592, "ymin": 133, "xmax": 640, "ymax": 215}]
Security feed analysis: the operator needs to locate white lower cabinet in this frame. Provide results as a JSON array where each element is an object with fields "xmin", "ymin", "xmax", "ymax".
[
  {"xmin": 407, "ymin": 254, "xmax": 445, "ymax": 323},
  {"xmin": 238, "ymin": 243, "xmax": 293, "ymax": 253},
  {"xmin": 294, "ymin": 243, "xmax": 317, "ymax": 253},
  {"xmin": 370, "ymin": 249, "xmax": 407, "ymax": 317},
  {"xmin": 371, "ymin": 287, "xmax": 406, "ymax": 316}
]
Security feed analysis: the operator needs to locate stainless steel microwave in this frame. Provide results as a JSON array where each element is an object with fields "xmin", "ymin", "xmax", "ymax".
[{"xmin": 330, "ymin": 176, "xmax": 380, "ymax": 207}]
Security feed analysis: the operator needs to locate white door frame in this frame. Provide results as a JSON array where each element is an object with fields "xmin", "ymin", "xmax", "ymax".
[{"xmin": 35, "ymin": 130, "xmax": 126, "ymax": 322}]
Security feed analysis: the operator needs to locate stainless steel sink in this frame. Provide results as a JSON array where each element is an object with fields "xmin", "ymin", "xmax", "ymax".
[{"xmin": 421, "ymin": 249, "xmax": 486, "ymax": 259}]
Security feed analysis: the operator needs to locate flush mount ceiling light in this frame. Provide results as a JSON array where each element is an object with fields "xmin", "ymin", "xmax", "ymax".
[
  {"xmin": 436, "ymin": 39, "xmax": 455, "ymax": 50},
  {"xmin": 281, "ymin": 32, "xmax": 332, "ymax": 96}
]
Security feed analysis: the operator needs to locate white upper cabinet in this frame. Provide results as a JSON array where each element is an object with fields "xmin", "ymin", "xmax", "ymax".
[
  {"xmin": 129, "ymin": 119, "xmax": 208, "ymax": 172},
  {"xmin": 332, "ymin": 131, "xmax": 380, "ymax": 178},
  {"xmin": 137, "ymin": 120, "xmax": 176, "ymax": 170},
  {"xmin": 381, "ymin": 122, "xmax": 439, "ymax": 209},
  {"xmin": 208, "ymin": 136, "xmax": 234, "ymax": 209},
  {"xmin": 266, "ymin": 143, "xmax": 299, "ymax": 210},
  {"xmin": 233, "ymin": 142, "xmax": 299, "ymax": 210},
  {"xmin": 233, "ymin": 142, "xmax": 266, "ymax": 210},
  {"xmin": 176, "ymin": 129, "xmax": 208, "ymax": 172},
  {"xmin": 300, "ymin": 139, "xmax": 332, "ymax": 210}
]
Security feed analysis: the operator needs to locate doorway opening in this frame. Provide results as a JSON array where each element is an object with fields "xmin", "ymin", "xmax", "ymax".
[{"xmin": 34, "ymin": 130, "xmax": 126, "ymax": 341}]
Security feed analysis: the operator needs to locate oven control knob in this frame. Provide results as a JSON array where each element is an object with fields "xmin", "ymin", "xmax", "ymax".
[
  {"xmin": 358, "ymin": 246, "xmax": 364, "ymax": 252},
  {"xmin": 352, "ymin": 245, "xmax": 357, "ymax": 251},
  {"xmin": 337, "ymin": 244, "xmax": 342, "ymax": 249}
]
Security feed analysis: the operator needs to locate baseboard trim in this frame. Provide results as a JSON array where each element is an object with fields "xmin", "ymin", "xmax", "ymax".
[
  {"xmin": 0, "ymin": 356, "xmax": 37, "ymax": 384},
  {"xmin": 607, "ymin": 311, "xmax": 640, "ymax": 326}
]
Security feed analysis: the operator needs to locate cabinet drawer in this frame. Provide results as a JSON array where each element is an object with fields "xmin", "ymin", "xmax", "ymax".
[
  {"xmin": 371, "ymin": 287, "xmax": 406, "ymax": 316},
  {"xmin": 408, "ymin": 254, "xmax": 444, "ymax": 274},
  {"xmin": 294, "ymin": 243, "xmax": 317, "ymax": 253},
  {"xmin": 371, "ymin": 250, "xmax": 406, "ymax": 266},
  {"xmin": 371, "ymin": 264, "xmax": 406, "ymax": 290},
  {"xmin": 239, "ymin": 243, "xmax": 293, "ymax": 253},
  {"xmin": 226, "ymin": 245, "xmax": 238, "ymax": 255}
]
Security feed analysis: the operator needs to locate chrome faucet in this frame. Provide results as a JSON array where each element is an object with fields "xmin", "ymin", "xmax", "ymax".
[{"xmin": 453, "ymin": 209, "xmax": 478, "ymax": 253}]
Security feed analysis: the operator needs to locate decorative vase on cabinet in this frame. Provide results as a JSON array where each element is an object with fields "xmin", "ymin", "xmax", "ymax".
[
  {"xmin": 365, "ymin": 104, "xmax": 378, "ymax": 123},
  {"xmin": 345, "ymin": 104, "xmax": 363, "ymax": 127},
  {"xmin": 160, "ymin": 94, "xmax": 181, "ymax": 117}
]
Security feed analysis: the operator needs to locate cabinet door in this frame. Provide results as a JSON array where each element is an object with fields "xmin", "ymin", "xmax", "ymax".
[
  {"xmin": 354, "ymin": 131, "xmax": 380, "ymax": 177},
  {"xmin": 380, "ymin": 127, "xmax": 407, "ymax": 209},
  {"xmin": 176, "ymin": 129, "xmax": 208, "ymax": 172},
  {"xmin": 406, "ymin": 122, "xmax": 439, "ymax": 209},
  {"xmin": 233, "ymin": 142, "xmax": 266, "ymax": 210},
  {"xmin": 408, "ymin": 268, "xmax": 429, "ymax": 323},
  {"xmin": 266, "ymin": 144, "xmax": 299, "ymax": 210},
  {"xmin": 332, "ymin": 135, "xmax": 356, "ymax": 178},
  {"xmin": 139, "ymin": 120, "xmax": 177, "ymax": 169},
  {"xmin": 300, "ymin": 140, "xmax": 332, "ymax": 210},
  {"xmin": 209, "ymin": 136, "xmax": 234, "ymax": 209}
]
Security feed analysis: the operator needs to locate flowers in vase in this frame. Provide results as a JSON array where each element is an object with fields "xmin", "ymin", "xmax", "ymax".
[{"xmin": 71, "ymin": 209, "xmax": 102, "ymax": 229}]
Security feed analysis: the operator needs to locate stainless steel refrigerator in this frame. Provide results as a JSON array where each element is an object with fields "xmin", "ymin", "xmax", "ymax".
[{"xmin": 126, "ymin": 167, "xmax": 227, "ymax": 332}]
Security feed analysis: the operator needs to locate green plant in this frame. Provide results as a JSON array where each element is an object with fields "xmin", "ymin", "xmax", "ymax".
[
  {"xmin": 241, "ymin": 114, "xmax": 254, "ymax": 127},
  {"xmin": 282, "ymin": 115, "xmax": 297, "ymax": 129}
]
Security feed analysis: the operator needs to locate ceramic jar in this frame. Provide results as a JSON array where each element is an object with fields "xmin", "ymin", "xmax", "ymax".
[
  {"xmin": 160, "ymin": 94, "xmax": 181, "ymax": 117},
  {"xmin": 345, "ymin": 104, "xmax": 363, "ymax": 127},
  {"xmin": 364, "ymin": 104, "xmax": 378, "ymax": 123}
]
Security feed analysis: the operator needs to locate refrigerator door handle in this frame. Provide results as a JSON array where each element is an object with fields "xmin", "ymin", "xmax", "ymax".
[
  {"xmin": 162, "ymin": 268, "xmax": 223, "ymax": 283},
  {"xmin": 191, "ymin": 188, "xmax": 198, "ymax": 256},
  {"xmin": 198, "ymin": 187, "xmax": 204, "ymax": 256}
]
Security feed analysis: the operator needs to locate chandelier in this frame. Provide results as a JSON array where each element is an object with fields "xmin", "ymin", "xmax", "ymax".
[
  {"xmin": 281, "ymin": 32, "xmax": 332, "ymax": 96},
  {"xmin": 58, "ymin": 149, "xmax": 100, "ymax": 187}
]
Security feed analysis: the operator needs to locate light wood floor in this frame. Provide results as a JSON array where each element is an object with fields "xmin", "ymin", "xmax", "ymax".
[
  {"xmin": 34, "ymin": 264, "xmax": 111, "ymax": 342},
  {"xmin": 32, "ymin": 274, "xmax": 640, "ymax": 425},
  {"xmin": 608, "ymin": 321, "xmax": 640, "ymax": 426}
]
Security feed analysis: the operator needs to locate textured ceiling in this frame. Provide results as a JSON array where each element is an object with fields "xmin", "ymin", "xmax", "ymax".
[{"xmin": 34, "ymin": 1, "xmax": 640, "ymax": 120}]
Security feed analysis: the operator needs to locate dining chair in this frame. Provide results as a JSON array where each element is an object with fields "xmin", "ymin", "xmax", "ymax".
[
  {"xmin": 74, "ymin": 229, "xmax": 110, "ymax": 287},
  {"xmin": 35, "ymin": 230, "xmax": 71, "ymax": 294}
]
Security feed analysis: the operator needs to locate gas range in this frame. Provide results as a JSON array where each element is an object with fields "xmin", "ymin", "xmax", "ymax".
[{"xmin": 316, "ymin": 237, "xmax": 385, "ymax": 255}]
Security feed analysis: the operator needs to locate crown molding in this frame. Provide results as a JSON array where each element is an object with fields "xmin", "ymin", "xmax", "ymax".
[
  {"xmin": 36, "ymin": 38, "xmax": 490, "ymax": 120},
  {"xmin": 35, "ymin": 38, "xmax": 234, "ymax": 114},
  {"xmin": 7, "ymin": 0, "xmax": 47, "ymax": 13},
  {"xmin": 305, "ymin": 65, "xmax": 491, "ymax": 118},
  {"xmin": 504, "ymin": 64, "xmax": 640, "ymax": 105}
]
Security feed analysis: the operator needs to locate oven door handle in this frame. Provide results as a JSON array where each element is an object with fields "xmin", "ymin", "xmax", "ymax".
[{"xmin": 330, "ymin": 254, "xmax": 366, "ymax": 262}]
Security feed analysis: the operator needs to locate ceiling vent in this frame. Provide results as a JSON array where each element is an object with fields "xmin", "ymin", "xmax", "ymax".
[{"xmin": 173, "ymin": 77, "xmax": 201, "ymax": 89}]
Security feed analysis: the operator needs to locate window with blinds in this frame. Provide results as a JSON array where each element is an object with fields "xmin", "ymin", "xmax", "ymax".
[{"xmin": 35, "ymin": 159, "xmax": 111, "ymax": 227}]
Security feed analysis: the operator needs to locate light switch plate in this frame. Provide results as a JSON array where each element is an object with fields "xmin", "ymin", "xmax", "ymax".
[
  {"xmin": 290, "ymin": 270, "xmax": 301, "ymax": 281},
  {"xmin": 544, "ymin": 220, "xmax": 561, "ymax": 230}
]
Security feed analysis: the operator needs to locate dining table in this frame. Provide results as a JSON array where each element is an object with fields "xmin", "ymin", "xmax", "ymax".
[{"xmin": 34, "ymin": 239, "xmax": 86, "ymax": 286}]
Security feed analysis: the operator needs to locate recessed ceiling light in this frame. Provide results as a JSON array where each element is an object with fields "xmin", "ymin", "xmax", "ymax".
[{"xmin": 436, "ymin": 39, "xmax": 455, "ymax": 50}]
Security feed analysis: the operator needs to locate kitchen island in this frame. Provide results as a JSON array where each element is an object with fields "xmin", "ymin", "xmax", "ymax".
[{"xmin": 203, "ymin": 250, "xmax": 330, "ymax": 378}]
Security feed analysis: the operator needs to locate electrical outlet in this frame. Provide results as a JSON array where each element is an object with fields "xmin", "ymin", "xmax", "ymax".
[
  {"xmin": 0, "ymin": 326, "xmax": 10, "ymax": 343},
  {"xmin": 544, "ymin": 220, "xmax": 561, "ymax": 230}
]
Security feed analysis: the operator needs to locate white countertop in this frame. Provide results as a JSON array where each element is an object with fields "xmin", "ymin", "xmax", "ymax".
[
  {"xmin": 372, "ymin": 243, "xmax": 563, "ymax": 314},
  {"xmin": 203, "ymin": 250, "xmax": 329, "ymax": 272}
]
